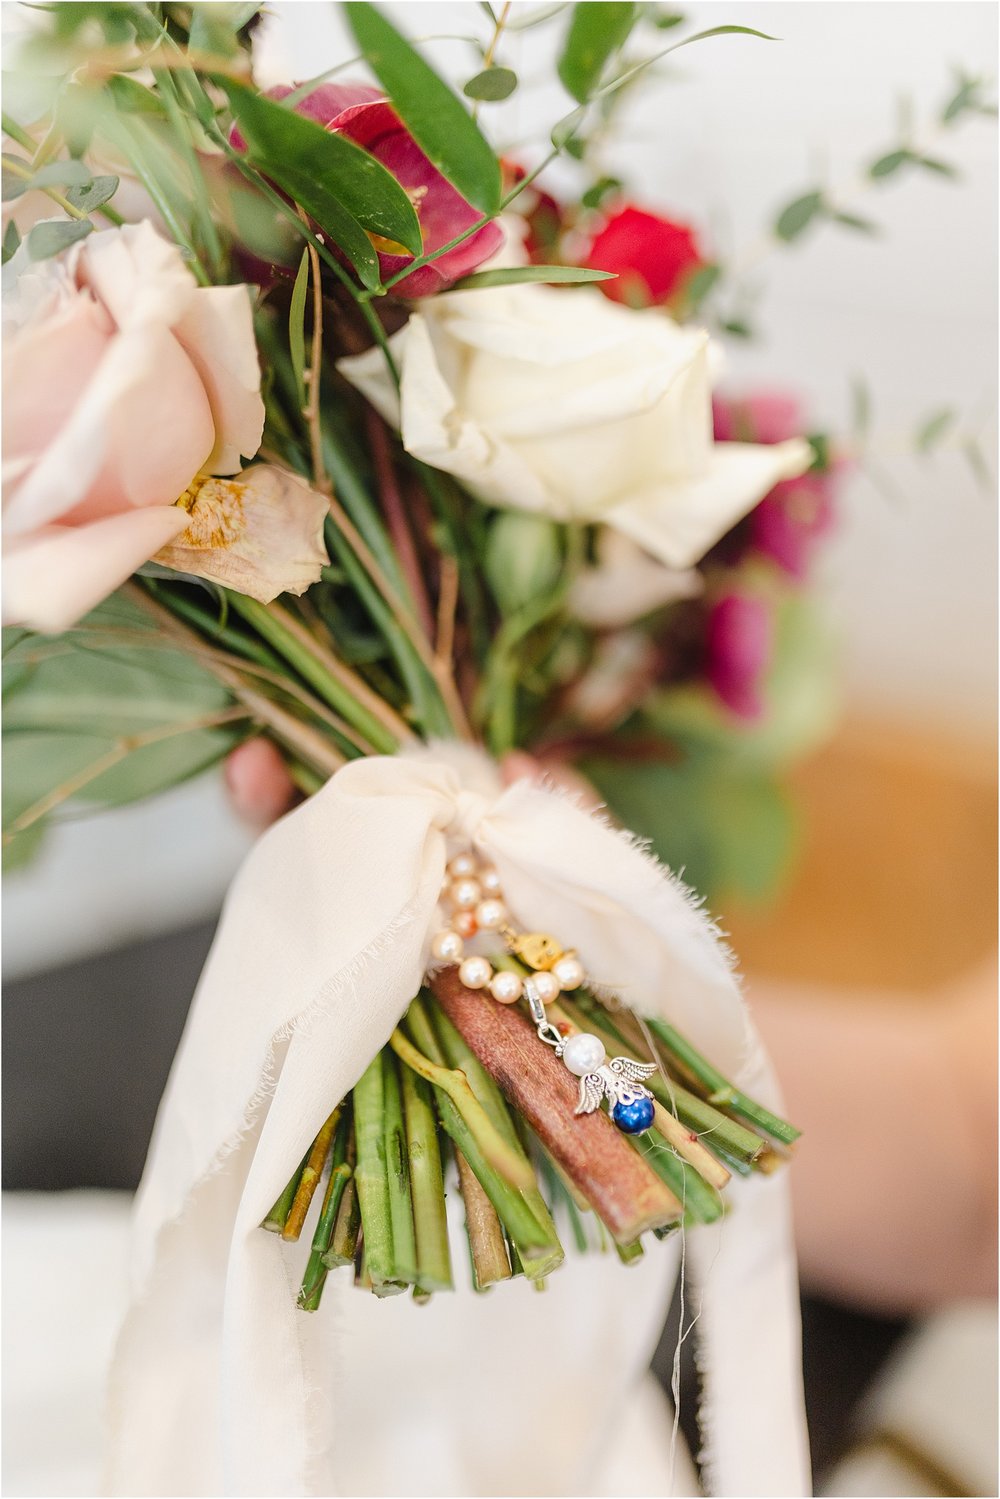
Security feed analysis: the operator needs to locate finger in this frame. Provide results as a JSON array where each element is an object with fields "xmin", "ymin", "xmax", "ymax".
[{"xmin": 225, "ymin": 738, "xmax": 298, "ymax": 829}]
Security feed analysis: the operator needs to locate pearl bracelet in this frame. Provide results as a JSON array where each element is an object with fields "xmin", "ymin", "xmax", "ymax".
[{"xmin": 429, "ymin": 850, "xmax": 657, "ymax": 1135}]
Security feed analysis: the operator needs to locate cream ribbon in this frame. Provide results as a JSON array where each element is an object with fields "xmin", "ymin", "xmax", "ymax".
[{"xmin": 106, "ymin": 745, "xmax": 809, "ymax": 1497}]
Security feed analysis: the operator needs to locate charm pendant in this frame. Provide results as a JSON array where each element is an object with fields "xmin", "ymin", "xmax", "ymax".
[{"xmin": 431, "ymin": 850, "xmax": 657, "ymax": 1136}]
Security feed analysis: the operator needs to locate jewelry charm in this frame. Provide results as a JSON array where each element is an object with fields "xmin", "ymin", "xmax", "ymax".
[{"xmin": 431, "ymin": 850, "xmax": 658, "ymax": 1135}]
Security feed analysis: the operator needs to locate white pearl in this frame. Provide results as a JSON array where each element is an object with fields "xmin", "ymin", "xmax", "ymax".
[
  {"xmin": 431, "ymin": 930, "xmax": 464, "ymax": 964},
  {"xmin": 489, "ymin": 970, "xmax": 523, "ymax": 1004},
  {"xmin": 552, "ymin": 954, "xmax": 585, "ymax": 992},
  {"xmin": 449, "ymin": 877, "xmax": 481, "ymax": 910},
  {"xmin": 476, "ymin": 898, "xmax": 507, "ymax": 931},
  {"xmin": 448, "ymin": 852, "xmax": 477, "ymax": 879},
  {"xmin": 459, "ymin": 955, "xmax": 493, "ymax": 990},
  {"xmin": 562, "ymin": 1032, "xmax": 606, "ymax": 1077},
  {"xmin": 479, "ymin": 865, "xmax": 502, "ymax": 894},
  {"xmin": 527, "ymin": 970, "xmax": 560, "ymax": 1004}
]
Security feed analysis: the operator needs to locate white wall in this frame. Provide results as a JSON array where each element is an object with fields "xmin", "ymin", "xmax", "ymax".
[{"xmin": 4, "ymin": 1, "xmax": 996, "ymax": 977}]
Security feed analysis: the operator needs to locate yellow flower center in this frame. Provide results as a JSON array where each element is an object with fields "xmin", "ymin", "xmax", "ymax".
[{"xmin": 174, "ymin": 476, "xmax": 247, "ymax": 550}]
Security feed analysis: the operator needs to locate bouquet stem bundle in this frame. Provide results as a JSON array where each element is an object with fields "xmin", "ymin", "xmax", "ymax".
[{"xmin": 264, "ymin": 978, "xmax": 799, "ymax": 1307}]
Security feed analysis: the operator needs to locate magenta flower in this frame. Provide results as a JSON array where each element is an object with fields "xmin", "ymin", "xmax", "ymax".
[
  {"xmin": 253, "ymin": 84, "xmax": 504, "ymax": 297},
  {"xmin": 704, "ymin": 592, "xmax": 773, "ymax": 719},
  {"xmin": 713, "ymin": 390, "xmax": 836, "ymax": 578}
]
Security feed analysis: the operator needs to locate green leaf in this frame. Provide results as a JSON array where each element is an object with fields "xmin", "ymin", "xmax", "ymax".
[
  {"xmin": 2, "ymin": 812, "xmax": 48, "ymax": 875},
  {"xmin": 26, "ymin": 218, "xmax": 93, "ymax": 261},
  {"xmin": 583, "ymin": 752, "xmax": 798, "ymax": 903},
  {"xmin": 831, "ymin": 210, "xmax": 879, "ymax": 234},
  {"xmin": 452, "ymin": 264, "xmax": 614, "ymax": 289},
  {"xmin": 1, "ymin": 153, "xmax": 29, "ymax": 201},
  {"xmin": 463, "ymin": 66, "xmax": 518, "ymax": 102},
  {"xmin": 720, "ymin": 317, "xmax": 753, "ymax": 338},
  {"xmin": 551, "ymin": 104, "xmax": 587, "ymax": 149},
  {"xmin": 107, "ymin": 75, "xmax": 168, "ymax": 115},
  {"xmin": 344, "ymin": 2, "xmax": 501, "ymax": 214},
  {"xmin": 288, "ymin": 247, "xmax": 310, "ymax": 411},
  {"xmin": 508, "ymin": 1, "xmax": 570, "ymax": 28},
  {"xmin": 650, "ymin": 9, "xmax": 685, "ymax": 28},
  {"xmin": 774, "ymin": 189, "xmax": 825, "ymax": 242},
  {"xmin": 2, "ymin": 597, "xmax": 244, "ymax": 829},
  {"xmin": 916, "ymin": 155, "xmax": 958, "ymax": 178},
  {"xmin": 593, "ymin": 25, "xmax": 778, "ymax": 104},
  {"xmin": 223, "ymin": 79, "xmax": 423, "ymax": 255},
  {"xmin": 684, "ymin": 261, "xmax": 722, "ymax": 308},
  {"xmin": 30, "ymin": 159, "xmax": 94, "ymax": 189},
  {"xmin": 2, "ymin": 218, "xmax": 21, "ymax": 265},
  {"xmin": 189, "ymin": 1, "xmax": 259, "ymax": 57},
  {"xmin": 581, "ymin": 173, "xmax": 622, "ymax": 209},
  {"xmin": 942, "ymin": 76, "xmax": 979, "ymax": 124},
  {"xmin": 868, "ymin": 148, "xmax": 912, "ymax": 179},
  {"xmin": 962, "ymin": 436, "xmax": 993, "ymax": 491},
  {"xmin": 558, "ymin": 3, "xmax": 639, "ymax": 103},
  {"xmin": 65, "ymin": 174, "xmax": 119, "ymax": 213},
  {"xmin": 915, "ymin": 407, "xmax": 956, "ymax": 452}
]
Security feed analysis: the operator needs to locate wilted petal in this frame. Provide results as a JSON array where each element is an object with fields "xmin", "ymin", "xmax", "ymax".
[
  {"xmin": 154, "ymin": 465, "xmax": 329, "ymax": 601},
  {"xmin": 608, "ymin": 438, "xmax": 813, "ymax": 570},
  {"xmin": 2, "ymin": 506, "xmax": 188, "ymax": 634}
]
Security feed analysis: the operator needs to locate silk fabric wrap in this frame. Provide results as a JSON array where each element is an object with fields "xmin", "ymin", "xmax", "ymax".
[{"xmin": 105, "ymin": 745, "xmax": 810, "ymax": 1497}]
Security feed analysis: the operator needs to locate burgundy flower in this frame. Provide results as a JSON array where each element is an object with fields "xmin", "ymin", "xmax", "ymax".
[
  {"xmin": 704, "ymin": 592, "xmax": 773, "ymax": 719},
  {"xmin": 582, "ymin": 204, "xmax": 703, "ymax": 307},
  {"xmin": 713, "ymin": 391, "xmax": 836, "ymax": 578},
  {"xmin": 234, "ymin": 84, "xmax": 504, "ymax": 297}
]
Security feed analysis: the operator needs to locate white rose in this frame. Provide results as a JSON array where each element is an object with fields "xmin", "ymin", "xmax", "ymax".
[{"xmin": 338, "ymin": 284, "xmax": 812, "ymax": 571}]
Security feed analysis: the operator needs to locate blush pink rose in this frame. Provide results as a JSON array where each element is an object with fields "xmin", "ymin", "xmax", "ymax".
[
  {"xmin": 233, "ymin": 84, "xmax": 504, "ymax": 297},
  {"xmin": 3, "ymin": 220, "xmax": 265, "ymax": 633}
]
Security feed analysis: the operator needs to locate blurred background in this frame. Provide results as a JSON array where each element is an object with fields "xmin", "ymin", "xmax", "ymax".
[{"xmin": 3, "ymin": 3, "xmax": 997, "ymax": 1496}]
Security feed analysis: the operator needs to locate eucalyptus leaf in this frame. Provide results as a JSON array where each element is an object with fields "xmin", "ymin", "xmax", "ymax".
[
  {"xmin": 831, "ymin": 210, "xmax": 878, "ymax": 234},
  {"xmin": 463, "ymin": 66, "xmax": 518, "ymax": 102},
  {"xmin": 1, "ymin": 153, "xmax": 29, "ymax": 201},
  {"xmin": 2, "ymin": 218, "xmax": 20, "ymax": 264},
  {"xmin": 962, "ymin": 436, "xmax": 993, "ymax": 490},
  {"xmin": 685, "ymin": 261, "xmax": 722, "ymax": 308},
  {"xmin": 345, "ymin": 2, "xmax": 501, "ymax": 215},
  {"xmin": 27, "ymin": 217, "xmax": 93, "ymax": 261},
  {"xmin": 65, "ymin": 174, "xmax": 119, "ymax": 213},
  {"xmin": 774, "ymin": 190, "xmax": 825, "ymax": 242},
  {"xmin": 916, "ymin": 155, "xmax": 958, "ymax": 178},
  {"xmin": 551, "ymin": 105, "xmax": 587, "ymax": 149},
  {"xmin": 30, "ymin": 158, "xmax": 94, "ymax": 189},
  {"xmin": 223, "ymin": 80, "xmax": 422, "ymax": 256},
  {"xmin": 868, "ymin": 148, "xmax": 911, "ymax": 179},
  {"xmin": 915, "ymin": 407, "xmax": 955, "ymax": 452},
  {"xmin": 452, "ymin": 264, "xmax": 614, "ymax": 289},
  {"xmin": 557, "ymin": 3, "xmax": 640, "ymax": 103},
  {"xmin": 580, "ymin": 173, "xmax": 622, "ymax": 209}
]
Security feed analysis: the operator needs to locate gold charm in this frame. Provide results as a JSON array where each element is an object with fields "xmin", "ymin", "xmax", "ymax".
[{"xmin": 509, "ymin": 932, "xmax": 565, "ymax": 971}]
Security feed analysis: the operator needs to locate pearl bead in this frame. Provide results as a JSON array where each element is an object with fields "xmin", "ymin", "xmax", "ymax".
[
  {"xmin": 552, "ymin": 954, "xmax": 585, "ymax": 992},
  {"xmin": 526, "ymin": 970, "xmax": 560, "ymax": 1005},
  {"xmin": 448, "ymin": 852, "xmax": 477, "ymax": 879},
  {"xmin": 479, "ymin": 865, "xmax": 502, "ymax": 894},
  {"xmin": 562, "ymin": 1031, "xmax": 606, "ymax": 1076},
  {"xmin": 431, "ymin": 930, "xmax": 464, "ymax": 964},
  {"xmin": 452, "ymin": 910, "xmax": 478, "ymax": 939},
  {"xmin": 458, "ymin": 955, "xmax": 492, "ymax": 990},
  {"xmin": 476, "ymin": 898, "xmax": 506, "ymax": 931},
  {"xmin": 449, "ymin": 877, "xmax": 482, "ymax": 910},
  {"xmin": 489, "ymin": 970, "xmax": 523, "ymax": 1004}
]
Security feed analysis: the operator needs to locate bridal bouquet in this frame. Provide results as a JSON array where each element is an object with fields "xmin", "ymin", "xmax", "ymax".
[{"xmin": 0, "ymin": 3, "xmax": 855, "ymax": 1493}]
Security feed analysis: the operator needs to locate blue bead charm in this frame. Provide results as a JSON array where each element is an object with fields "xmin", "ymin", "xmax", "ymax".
[{"xmin": 612, "ymin": 1095, "xmax": 655, "ymax": 1134}]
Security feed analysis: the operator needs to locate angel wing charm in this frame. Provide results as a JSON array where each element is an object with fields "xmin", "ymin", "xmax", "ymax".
[{"xmin": 572, "ymin": 1054, "xmax": 658, "ymax": 1135}]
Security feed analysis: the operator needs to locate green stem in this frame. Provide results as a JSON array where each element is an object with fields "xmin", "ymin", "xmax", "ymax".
[
  {"xmin": 383, "ymin": 1050, "xmax": 419, "ymax": 1286},
  {"xmin": 262, "ymin": 1150, "xmax": 308, "ymax": 1232},
  {"xmin": 631, "ymin": 1131, "xmax": 725, "ymax": 1226},
  {"xmin": 323, "ymin": 1122, "xmax": 361, "ymax": 1268},
  {"xmin": 615, "ymin": 1236, "xmax": 646, "ymax": 1266},
  {"xmin": 645, "ymin": 1018, "xmax": 801, "ymax": 1145},
  {"xmin": 225, "ymin": 593, "xmax": 401, "ymax": 753},
  {"xmin": 400, "ymin": 1059, "xmax": 453, "ymax": 1293},
  {"xmin": 298, "ymin": 1108, "xmax": 353, "ymax": 1309},
  {"xmin": 398, "ymin": 1004, "xmax": 561, "ymax": 1276},
  {"xmin": 2, "ymin": 113, "xmax": 35, "ymax": 151},
  {"xmin": 352, "ymin": 1053, "xmax": 405, "ymax": 1294}
]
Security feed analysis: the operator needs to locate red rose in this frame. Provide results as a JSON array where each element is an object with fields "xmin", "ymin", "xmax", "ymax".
[
  {"xmin": 582, "ymin": 205, "xmax": 703, "ymax": 307},
  {"xmin": 234, "ymin": 84, "xmax": 504, "ymax": 297}
]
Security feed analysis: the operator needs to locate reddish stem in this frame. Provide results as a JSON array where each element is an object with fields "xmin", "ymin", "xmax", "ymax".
[{"xmin": 366, "ymin": 410, "xmax": 435, "ymax": 639}]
